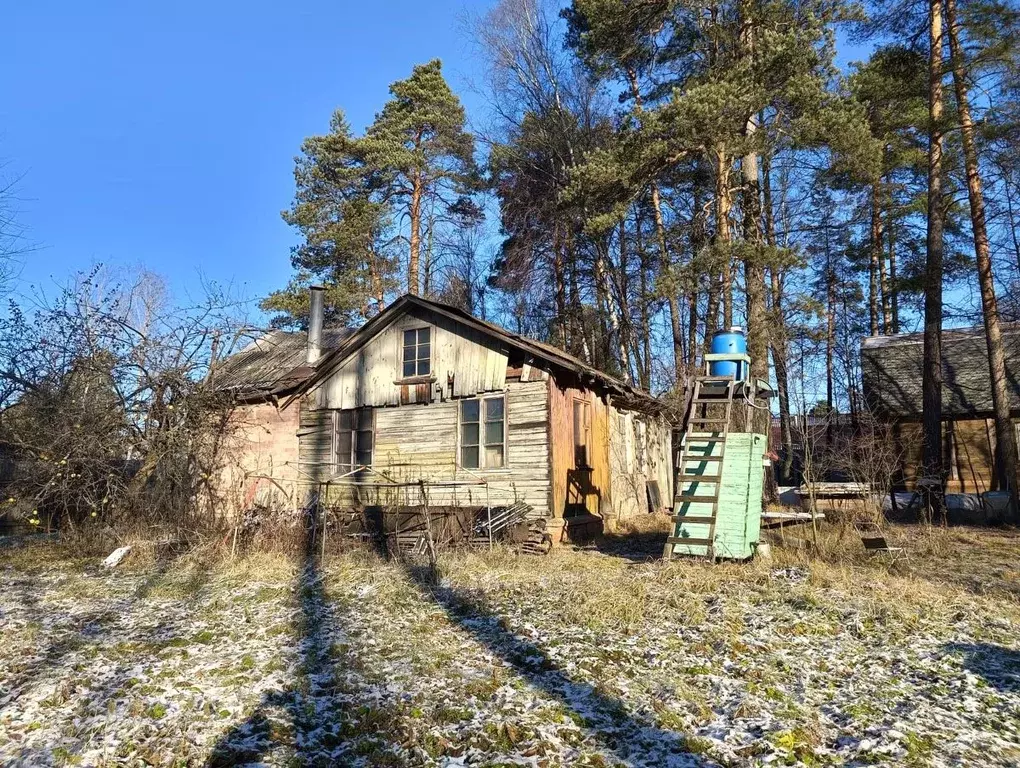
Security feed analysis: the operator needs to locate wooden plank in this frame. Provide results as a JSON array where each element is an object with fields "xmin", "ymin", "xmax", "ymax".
[
  {"xmin": 675, "ymin": 495, "xmax": 719, "ymax": 504},
  {"xmin": 666, "ymin": 536, "xmax": 715, "ymax": 546}
]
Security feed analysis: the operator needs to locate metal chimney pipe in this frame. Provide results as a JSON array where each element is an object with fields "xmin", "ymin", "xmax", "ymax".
[{"xmin": 306, "ymin": 285, "xmax": 325, "ymax": 365}]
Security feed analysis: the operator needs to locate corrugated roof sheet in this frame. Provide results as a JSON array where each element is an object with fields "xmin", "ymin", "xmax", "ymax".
[{"xmin": 861, "ymin": 324, "xmax": 1020, "ymax": 418}]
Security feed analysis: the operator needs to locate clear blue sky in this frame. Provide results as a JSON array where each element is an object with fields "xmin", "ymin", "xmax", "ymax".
[
  {"xmin": 3, "ymin": 2, "xmax": 875, "ymax": 314},
  {"xmin": 2, "ymin": 0, "xmax": 490, "ymax": 304}
]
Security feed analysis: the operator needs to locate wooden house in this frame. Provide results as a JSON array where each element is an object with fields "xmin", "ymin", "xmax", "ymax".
[
  {"xmin": 861, "ymin": 325, "xmax": 1020, "ymax": 494},
  {"xmin": 212, "ymin": 289, "xmax": 673, "ymax": 545}
]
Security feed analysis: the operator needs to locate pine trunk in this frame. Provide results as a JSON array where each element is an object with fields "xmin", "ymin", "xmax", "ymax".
[
  {"xmin": 553, "ymin": 223, "xmax": 568, "ymax": 348},
  {"xmin": 887, "ymin": 202, "xmax": 900, "ymax": 333},
  {"xmin": 628, "ymin": 72, "xmax": 684, "ymax": 385},
  {"xmin": 704, "ymin": 272, "xmax": 720, "ymax": 356},
  {"xmin": 368, "ymin": 253, "xmax": 385, "ymax": 316},
  {"xmin": 868, "ymin": 198, "xmax": 880, "ymax": 336},
  {"xmin": 741, "ymin": 144, "xmax": 769, "ymax": 437},
  {"xmin": 946, "ymin": 0, "xmax": 1020, "ymax": 522},
  {"xmin": 922, "ymin": 0, "xmax": 946, "ymax": 518},
  {"xmin": 715, "ymin": 145, "xmax": 733, "ymax": 328},
  {"xmin": 871, "ymin": 182, "xmax": 890, "ymax": 334},
  {"xmin": 408, "ymin": 173, "xmax": 423, "ymax": 296},
  {"xmin": 635, "ymin": 210, "xmax": 653, "ymax": 389},
  {"xmin": 763, "ymin": 150, "xmax": 794, "ymax": 484},
  {"xmin": 652, "ymin": 184, "xmax": 685, "ymax": 385}
]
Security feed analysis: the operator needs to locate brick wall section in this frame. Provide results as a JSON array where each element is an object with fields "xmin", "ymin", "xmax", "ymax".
[{"xmin": 210, "ymin": 399, "xmax": 303, "ymax": 518}]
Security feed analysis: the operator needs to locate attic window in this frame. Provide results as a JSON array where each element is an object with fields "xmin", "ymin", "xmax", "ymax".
[{"xmin": 402, "ymin": 327, "xmax": 431, "ymax": 378}]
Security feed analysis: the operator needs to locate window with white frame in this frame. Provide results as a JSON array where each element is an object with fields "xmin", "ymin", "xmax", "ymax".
[
  {"xmin": 402, "ymin": 327, "xmax": 431, "ymax": 378},
  {"xmin": 460, "ymin": 395, "xmax": 505, "ymax": 469},
  {"xmin": 334, "ymin": 408, "xmax": 374, "ymax": 472}
]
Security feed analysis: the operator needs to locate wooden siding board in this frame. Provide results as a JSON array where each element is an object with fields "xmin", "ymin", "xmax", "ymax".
[
  {"xmin": 309, "ymin": 380, "xmax": 551, "ymax": 517},
  {"xmin": 317, "ymin": 307, "xmax": 508, "ymax": 410},
  {"xmin": 609, "ymin": 406, "xmax": 673, "ymax": 520},
  {"xmin": 892, "ymin": 417, "xmax": 1009, "ymax": 494}
]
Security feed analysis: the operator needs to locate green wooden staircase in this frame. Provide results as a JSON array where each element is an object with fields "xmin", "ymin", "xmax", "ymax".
[
  {"xmin": 664, "ymin": 376, "xmax": 736, "ymax": 560},
  {"xmin": 664, "ymin": 354, "xmax": 771, "ymax": 562}
]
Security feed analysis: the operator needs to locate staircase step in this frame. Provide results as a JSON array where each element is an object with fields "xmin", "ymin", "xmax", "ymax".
[
  {"xmin": 689, "ymin": 418, "xmax": 729, "ymax": 424},
  {"xmin": 678, "ymin": 474, "xmax": 722, "ymax": 482},
  {"xmin": 666, "ymin": 536, "xmax": 715, "ymax": 547},
  {"xmin": 671, "ymin": 515, "xmax": 717, "ymax": 524},
  {"xmin": 681, "ymin": 453, "xmax": 724, "ymax": 461},
  {"xmin": 675, "ymin": 495, "xmax": 719, "ymax": 504}
]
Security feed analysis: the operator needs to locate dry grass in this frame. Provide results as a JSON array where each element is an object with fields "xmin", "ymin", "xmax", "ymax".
[{"xmin": 3, "ymin": 523, "xmax": 1019, "ymax": 766}]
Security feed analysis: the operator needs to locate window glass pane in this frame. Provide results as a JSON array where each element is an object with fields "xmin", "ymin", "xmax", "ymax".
[
  {"xmin": 575, "ymin": 444, "xmax": 587, "ymax": 467},
  {"xmin": 461, "ymin": 446, "xmax": 479, "ymax": 468},
  {"xmin": 485, "ymin": 397, "xmax": 504, "ymax": 420},
  {"xmin": 484, "ymin": 421, "xmax": 503, "ymax": 446},
  {"xmin": 355, "ymin": 449, "xmax": 372, "ymax": 467},
  {"xmin": 339, "ymin": 411, "xmax": 354, "ymax": 430},
  {"xmin": 337, "ymin": 431, "xmax": 352, "ymax": 460},
  {"xmin": 357, "ymin": 430, "xmax": 373, "ymax": 452},
  {"xmin": 573, "ymin": 402, "xmax": 584, "ymax": 447},
  {"xmin": 461, "ymin": 423, "xmax": 479, "ymax": 446},
  {"xmin": 403, "ymin": 359, "xmax": 416, "ymax": 378},
  {"xmin": 417, "ymin": 358, "xmax": 430, "ymax": 376},
  {"xmin": 418, "ymin": 327, "xmax": 430, "ymax": 344},
  {"xmin": 417, "ymin": 343, "xmax": 430, "ymax": 362},
  {"xmin": 461, "ymin": 399, "xmax": 479, "ymax": 422},
  {"xmin": 403, "ymin": 329, "xmax": 416, "ymax": 347},
  {"xmin": 485, "ymin": 445, "xmax": 504, "ymax": 468}
]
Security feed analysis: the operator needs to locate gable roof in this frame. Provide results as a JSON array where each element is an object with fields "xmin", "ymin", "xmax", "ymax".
[
  {"xmin": 289, "ymin": 294, "xmax": 667, "ymax": 413},
  {"xmin": 214, "ymin": 328, "xmax": 350, "ymax": 400},
  {"xmin": 861, "ymin": 324, "xmax": 1020, "ymax": 418}
]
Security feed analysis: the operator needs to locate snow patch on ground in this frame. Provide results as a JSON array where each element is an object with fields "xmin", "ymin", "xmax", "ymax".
[{"xmin": 1, "ymin": 550, "xmax": 1018, "ymax": 766}]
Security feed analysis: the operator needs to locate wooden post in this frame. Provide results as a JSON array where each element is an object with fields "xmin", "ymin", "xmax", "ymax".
[{"xmin": 486, "ymin": 482, "xmax": 492, "ymax": 551}]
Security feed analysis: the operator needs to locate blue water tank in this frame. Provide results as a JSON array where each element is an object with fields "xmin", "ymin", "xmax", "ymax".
[{"xmin": 709, "ymin": 327, "xmax": 748, "ymax": 380}]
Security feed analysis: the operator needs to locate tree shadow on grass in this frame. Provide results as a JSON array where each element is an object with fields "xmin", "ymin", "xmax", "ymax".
[
  {"xmin": 400, "ymin": 559, "xmax": 714, "ymax": 768},
  {"xmin": 205, "ymin": 525, "xmax": 409, "ymax": 766},
  {"xmin": 945, "ymin": 642, "xmax": 1020, "ymax": 693}
]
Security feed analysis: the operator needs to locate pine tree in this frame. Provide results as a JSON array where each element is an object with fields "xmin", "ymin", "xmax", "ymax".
[
  {"xmin": 263, "ymin": 111, "xmax": 398, "ymax": 328},
  {"xmin": 922, "ymin": 0, "xmax": 947, "ymax": 517},
  {"xmin": 945, "ymin": 0, "xmax": 1020, "ymax": 522},
  {"xmin": 362, "ymin": 60, "xmax": 480, "ymax": 296}
]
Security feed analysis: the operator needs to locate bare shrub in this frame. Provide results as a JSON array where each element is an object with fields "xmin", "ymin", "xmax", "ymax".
[
  {"xmin": 0, "ymin": 267, "xmax": 252, "ymax": 552},
  {"xmin": 830, "ymin": 413, "xmax": 906, "ymax": 525}
]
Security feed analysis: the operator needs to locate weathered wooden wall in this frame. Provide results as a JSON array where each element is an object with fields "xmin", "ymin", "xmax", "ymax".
[
  {"xmin": 302, "ymin": 379, "xmax": 552, "ymax": 517},
  {"xmin": 895, "ymin": 418, "xmax": 1005, "ymax": 494},
  {"xmin": 312, "ymin": 306, "xmax": 509, "ymax": 409},
  {"xmin": 548, "ymin": 382, "xmax": 612, "ymax": 519},
  {"xmin": 608, "ymin": 409, "xmax": 673, "ymax": 520},
  {"xmin": 209, "ymin": 401, "xmax": 302, "ymax": 518}
]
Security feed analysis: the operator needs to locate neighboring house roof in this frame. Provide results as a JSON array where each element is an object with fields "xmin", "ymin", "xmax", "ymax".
[
  {"xmin": 214, "ymin": 328, "xmax": 350, "ymax": 400},
  {"xmin": 218, "ymin": 294, "xmax": 666, "ymax": 413},
  {"xmin": 861, "ymin": 325, "xmax": 1020, "ymax": 418}
]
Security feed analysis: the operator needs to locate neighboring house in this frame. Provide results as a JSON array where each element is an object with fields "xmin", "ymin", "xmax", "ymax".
[
  {"xmin": 212, "ymin": 289, "xmax": 673, "ymax": 544},
  {"xmin": 861, "ymin": 325, "xmax": 1020, "ymax": 494}
]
